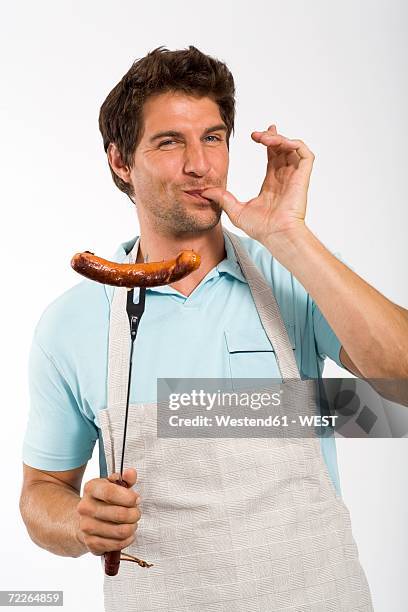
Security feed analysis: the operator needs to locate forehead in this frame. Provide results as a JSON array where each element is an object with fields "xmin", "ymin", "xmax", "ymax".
[{"xmin": 141, "ymin": 92, "xmax": 224, "ymax": 133}]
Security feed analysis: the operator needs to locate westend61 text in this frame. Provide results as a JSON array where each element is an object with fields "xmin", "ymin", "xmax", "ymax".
[{"xmin": 168, "ymin": 415, "xmax": 339, "ymax": 428}]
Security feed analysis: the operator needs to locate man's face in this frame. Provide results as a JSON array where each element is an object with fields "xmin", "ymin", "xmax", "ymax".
[{"xmin": 128, "ymin": 91, "xmax": 229, "ymax": 234}]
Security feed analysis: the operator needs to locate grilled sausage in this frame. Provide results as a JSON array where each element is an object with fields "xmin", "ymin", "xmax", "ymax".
[{"xmin": 71, "ymin": 250, "xmax": 201, "ymax": 288}]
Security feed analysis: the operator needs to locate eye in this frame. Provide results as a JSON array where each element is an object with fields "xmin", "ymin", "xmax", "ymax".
[
  {"xmin": 158, "ymin": 139, "xmax": 177, "ymax": 147},
  {"xmin": 204, "ymin": 135, "xmax": 222, "ymax": 142}
]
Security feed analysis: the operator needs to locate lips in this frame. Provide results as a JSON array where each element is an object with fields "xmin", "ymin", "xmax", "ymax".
[
  {"xmin": 184, "ymin": 189, "xmax": 206, "ymax": 196},
  {"xmin": 183, "ymin": 189, "xmax": 212, "ymax": 202}
]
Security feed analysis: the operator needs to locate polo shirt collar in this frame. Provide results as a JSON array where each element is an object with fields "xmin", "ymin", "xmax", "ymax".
[
  {"xmin": 217, "ymin": 230, "xmax": 247, "ymax": 283},
  {"xmin": 104, "ymin": 228, "xmax": 247, "ymax": 304}
]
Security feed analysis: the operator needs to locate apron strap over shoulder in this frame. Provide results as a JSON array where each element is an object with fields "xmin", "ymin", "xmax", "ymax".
[{"xmin": 223, "ymin": 228, "xmax": 301, "ymax": 381}]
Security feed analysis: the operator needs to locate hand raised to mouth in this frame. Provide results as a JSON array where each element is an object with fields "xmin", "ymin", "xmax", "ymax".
[{"xmin": 201, "ymin": 124, "xmax": 315, "ymax": 247}]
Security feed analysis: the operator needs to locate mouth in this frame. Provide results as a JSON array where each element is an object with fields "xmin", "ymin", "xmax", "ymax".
[{"xmin": 183, "ymin": 189, "xmax": 212, "ymax": 203}]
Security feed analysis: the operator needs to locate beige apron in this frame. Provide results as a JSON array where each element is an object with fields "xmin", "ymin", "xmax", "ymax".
[{"xmin": 99, "ymin": 229, "xmax": 374, "ymax": 611}]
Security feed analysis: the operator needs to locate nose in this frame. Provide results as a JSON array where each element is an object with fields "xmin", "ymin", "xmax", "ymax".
[{"xmin": 183, "ymin": 142, "xmax": 211, "ymax": 177}]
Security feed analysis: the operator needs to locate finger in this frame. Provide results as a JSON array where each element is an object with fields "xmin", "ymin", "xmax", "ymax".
[
  {"xmin": 252, "ymin": 130, "xmax": 300, "ymax": 152},
  {"xmin": 265, "ymin": 125, "xmax": 279, "ymax": 158},
  {"xmin": 252, "ymin": 133, "xmax": 301, "ymax": 167},
  {"xmin": 256, "ymin": 134, "xmax": 315, "ymax": 185},
  {"xmin": 253, "ymin": 127, "xmax": 278, "ymax": 145},
  {"xmin": 96, "ymin": 503, "xmax": 141, "ymax": 524},
  {"xmin": 263, "ymin": 146, "xmax": 314, "ymax": 193},
  {"xmin": 85, "ymin": 533, "xmax": 136, "ymax": 556},
  {"xmin": 79, "ymin": 499, "xmax": 141, "ymax": 523},
  {"xmin": 85, "ymin": 478, "xmax": 138, "ymax": 507},
  {"xmin": 253, "ymin": 133, "xmax": 314, "ymax": 162},
  {"xmin": 252, "ymin": 132, "xmax": 299, "ymax": 152},
  {"xmin": 80, "ymin": 516, "xmax": 138, "ymax": 540},
  {"xmin": 200, "ymin": 187, "xmax": 245, "ymax": 224}
]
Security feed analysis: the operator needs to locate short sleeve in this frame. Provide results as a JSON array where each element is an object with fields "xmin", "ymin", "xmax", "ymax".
[
  {"xmin": 22, "ymin": 336, "xmax": 98, "ymax": 471},
  {"xmin": 312, "ymin": 302, "xmax": 343, "ymax": 368}
]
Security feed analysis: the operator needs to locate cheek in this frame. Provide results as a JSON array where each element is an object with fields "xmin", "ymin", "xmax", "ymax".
[
  {"xmin": 213, "ymin": 143, "xmax": 229, "ymax": 166},
  {"xmin": 215, "ymin": 149, "xmax": 229, "ymax": 177},
  {"xmin": 131, "ymin": 160, "xmax": 174, "ymax": 193},
  {"xmin": 149, "ymin": 156, "xmax": 183, "ymax": 187}
]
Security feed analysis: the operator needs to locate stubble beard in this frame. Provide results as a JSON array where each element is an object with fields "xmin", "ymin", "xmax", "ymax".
[{"xmin": 143, "ymin": 193, "xmax": 223, "ymax": 235}]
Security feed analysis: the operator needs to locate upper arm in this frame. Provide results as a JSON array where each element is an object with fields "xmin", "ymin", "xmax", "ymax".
[
  {"xmin": 21, "ymin": 462, "xmax": 87, "ymax": 495},
  {"xmin": 311, "ymin": 250, "xmax": 359, "ymax": 371}
]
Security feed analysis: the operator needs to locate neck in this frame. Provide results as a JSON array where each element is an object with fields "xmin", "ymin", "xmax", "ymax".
[{"xmin": 135, "ymin": 221, "xmax": 227, "ymax": 297}]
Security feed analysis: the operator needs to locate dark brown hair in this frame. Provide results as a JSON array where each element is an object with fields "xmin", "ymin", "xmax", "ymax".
[{"xmin": 98, "ymin": 46, "xmax": 236, "ymax": 199}]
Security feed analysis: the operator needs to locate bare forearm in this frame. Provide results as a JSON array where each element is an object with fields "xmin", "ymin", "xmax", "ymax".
[
  {"xmin": 264, "ymin": 227, "xmax": 408, "ymax": 378},
  {"xmin": 20, "ymin": 481, "xmax": 87, "ymax": 558}
]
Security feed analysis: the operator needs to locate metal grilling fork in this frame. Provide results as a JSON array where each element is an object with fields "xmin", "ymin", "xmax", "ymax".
[{"xmin": 104, "ymin": 253, "xmax": 153, "ymax": 575}]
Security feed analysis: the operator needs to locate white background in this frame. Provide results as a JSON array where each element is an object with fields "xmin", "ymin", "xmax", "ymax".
[{"xmin": 1, "ymin": 1, "xmax": 407, "ymax": 610}]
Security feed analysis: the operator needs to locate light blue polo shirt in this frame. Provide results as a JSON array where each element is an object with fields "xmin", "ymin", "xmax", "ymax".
[{"xmin": 23, "ymin": 229, "xmax": 346, "ymax": 494}]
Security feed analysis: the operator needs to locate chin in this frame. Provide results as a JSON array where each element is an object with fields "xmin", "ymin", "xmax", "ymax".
[
  {"xmin": 193, "ymin": 208, "xmax": 222, "ymax": 230},
  {"xmin": 172, "ymin": 210, "xmax": 221, "ymax": 234}
]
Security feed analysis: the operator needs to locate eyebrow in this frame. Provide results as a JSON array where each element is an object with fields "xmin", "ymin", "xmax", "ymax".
[{"xmin": 149, "ymin": 123, "xmax": 228, "ymax": 143}]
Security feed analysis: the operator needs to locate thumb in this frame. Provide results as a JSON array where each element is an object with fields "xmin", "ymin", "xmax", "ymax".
[
  {"xmin": 108, "ymin": 467, "xmax": 137, "ymax": 487},
  {"xmin": 201, "ymin": 187, "xmax": 244, "ymax": 224},
  {"xmin": 122, "ymin": 467, "xmax": 137, "ymax": 487}
]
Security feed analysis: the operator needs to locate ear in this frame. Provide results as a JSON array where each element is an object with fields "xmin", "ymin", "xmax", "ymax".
[{"xmin": 107, "ymin": 143, "xmax": 132, "ymax": 184}]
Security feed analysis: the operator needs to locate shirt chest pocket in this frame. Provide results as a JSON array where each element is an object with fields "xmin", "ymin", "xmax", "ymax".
[{"xmin": 224, "ymin": 324, "xmax": 296, "ymax": 381}]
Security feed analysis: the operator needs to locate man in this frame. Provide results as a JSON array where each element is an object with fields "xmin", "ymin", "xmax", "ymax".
[{"xmin": 20, "ymin": 46, "xmax": 407, "ymax": 610}]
